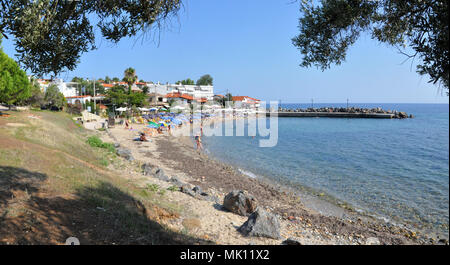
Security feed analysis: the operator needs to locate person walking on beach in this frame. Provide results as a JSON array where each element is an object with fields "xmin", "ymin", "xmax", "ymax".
[
  {"xmin": 195, "ymin": 134, "xmax": 203, "ymax": 150},
  {"xmin": 125, "ymin": 120, "xmax": 129, "ymax": 129}
]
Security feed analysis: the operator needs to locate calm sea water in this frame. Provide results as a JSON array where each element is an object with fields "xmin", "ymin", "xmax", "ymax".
[{"xmin": 202, "ymin": 103, "xmax": 449, "ymax": 237}]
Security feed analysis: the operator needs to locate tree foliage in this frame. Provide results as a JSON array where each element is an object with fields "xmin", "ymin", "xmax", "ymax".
[
  {"xmin": 196, "ymin": 74, "xmax": 213, "ymax": 86},
  {"xmin": 292, "ymin": 0, "xmax": 449, "ymax": 90},
  {"xmin": 0, "ymin": 0, "xmax": 181, "ymax": 77},
  {"xmin": 177, "ymin": 78, "xmax": 195, "ymax": 85},
  {"xmin": 0, "ymin": 38, "xmax": 31, "ymax": 106},
  {"xmin": 26, "ymin": 77, "xmax": 45, "ymax": 107},
  {"xmin": 44, "ymin": 84, "xmax": 65, "ymax": 108},
  {"xmin": 123, "ymin": 67, "xmax": 137, "ymax": 94},
  {"xmin": 105, "ymin": 84, "xmax": 146, "ymax": 107}
]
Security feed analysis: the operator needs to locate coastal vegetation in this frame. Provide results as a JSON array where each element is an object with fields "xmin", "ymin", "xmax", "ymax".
[
  {"xmin": 0, "ymin": 0, "xmax": 181, "ymax": 77},
  {"xmin": 293, "ymin": 0, "xmax": 449, "ymax": 90},
  {"xmin": 196, "ymin": 74, "xmax": 214, "ymax": 86},
  {"xmin": 0, "ymin": 38, "xmax": 31, "ymax": 108}
]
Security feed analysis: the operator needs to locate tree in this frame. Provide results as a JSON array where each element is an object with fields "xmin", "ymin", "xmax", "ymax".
[
  {"xmin": 0, "ymin": 0, "xmax": 182, "ymax": 77},
  {"xmin": 105, "ymin": 76, "xmax": 111, "ymax": 84},
  {"xmin": 218, "ymin": 93, "xmax": 233, "ymax": 107},
  {"xmin": 105, "ymin": 84, "xmax": 146, "ymax": 108},
  {"xmin": 112, "ymin": 77, "xmax": 120, "ymax": 82},
  {"xmin": 27, "ymin": 77, "xmax": 45, "ymax": 107},
  {"xmin": 0, "ymin": 38, "xmax": 31, "ymax": 107},
  {"xmin": 142, "ymin": 86, "xmax": 149, "ymax": 94},
  {"xmin": 123, "ymin": 67, "xmax": 137, "ymax": 94},
  {"xmin": 196, "ymin": 74, "xmax": 213, "ymax": 86},
  {"xmin": 44, "ymin": 84, "xmax": 65, "ymax": 109},
  {"xmin": 128, "ymin": 92, "xmax": 146, "ymax": 107},
  {"xmin": 292, "ymin": 0, "xmax": 449, "ymax": 91},
  {"xmin": 105, "ymin": 85, "xmax": 129, "ymax": 107},
  {"xmin": 177, "ymin": 78, "xmax": 195, "ymax": 85}
]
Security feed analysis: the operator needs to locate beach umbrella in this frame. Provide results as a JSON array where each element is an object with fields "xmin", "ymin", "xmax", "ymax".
[
  {"xmin": 116, "ymin": 107, "xmax": 127, "ymax": 112},
  {"xmin": 172, "ymin": 119, "xmax": 182, "ymax": 125},
  {"xmin": 147, "ymin": 124, "xmax": 159, "ymax": 129}
]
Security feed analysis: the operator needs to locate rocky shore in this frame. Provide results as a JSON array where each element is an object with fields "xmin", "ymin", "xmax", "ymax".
[
  {"xmin": 100, "ymin": 122, "xmax": 448, "ymax": 245},
  {"xmin": 276, "ymin": 107, "xmax": 413, "ymax": 119}
]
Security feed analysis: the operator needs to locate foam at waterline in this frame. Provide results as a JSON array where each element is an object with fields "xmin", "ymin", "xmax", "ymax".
[{"xmin": 238, "ymin": 168, "xmax": 258, "ymax": 179}]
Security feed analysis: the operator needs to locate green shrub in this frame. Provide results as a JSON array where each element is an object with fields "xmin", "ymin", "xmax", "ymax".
[
  {"xmin": 167, "ymin": 185, "xmax": 179, "ymax": 192},
  {"xmin": 87, "ymin": 136, "xmax": 115, "ymax": 153},
  {"xmin": 146, "ymin": 184, "xmax": 160, "ymax": 192}
]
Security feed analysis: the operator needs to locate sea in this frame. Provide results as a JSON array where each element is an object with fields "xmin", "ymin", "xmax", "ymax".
[{"xmin": 202, "ymin": 103, "xmax": 449, "ymax": 238}]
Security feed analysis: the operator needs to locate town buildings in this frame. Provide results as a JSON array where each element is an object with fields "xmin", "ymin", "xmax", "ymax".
[{"xmin": 30, "ymin": 76, "xmax": 260, "ymax": 108}]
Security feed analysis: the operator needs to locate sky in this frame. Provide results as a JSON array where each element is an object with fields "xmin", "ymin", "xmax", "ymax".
[{"xmin": 2, "ymin": 0, "xmax": 448, "ymax": 103}]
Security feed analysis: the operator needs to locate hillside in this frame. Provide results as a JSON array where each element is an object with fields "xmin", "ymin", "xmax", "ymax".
[{"xmin": 0, "ymin": 110, "xmax": 210, "ymax": 245}]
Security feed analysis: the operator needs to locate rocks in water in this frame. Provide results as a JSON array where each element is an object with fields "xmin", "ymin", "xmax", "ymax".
[
  {"xmin": 282, "ymin": 237, "xmax": 302, "ymax": 245},
  {"xmin": 365, "ymin": 237, "xmax": 381, "ymax": 245},
  {"xmin": 116, "ymin": 148, "xmax": 134, "ymax": 161},
  {"xmin": 409, "ymin": 114, "xmax": 414, "ymax": 118},
  {"xmin": 398, "ymin": 112, "xmax": 408, "ymax": 119},
  {"xmin": 223, "ymin": 190, "xmax": 257, "ymax": 216},
  {"xmin": 238, "ymin": 208, "xmax": 281, "ymax": 239}
]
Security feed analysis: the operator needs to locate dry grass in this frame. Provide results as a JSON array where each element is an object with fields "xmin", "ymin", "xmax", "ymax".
[{"xmin": 0, "ymin": 110, "xmax": 212, "ymax": 245}]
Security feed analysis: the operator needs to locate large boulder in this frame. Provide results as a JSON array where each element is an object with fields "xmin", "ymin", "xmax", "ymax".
[
  {"xmin": 169, "ymin": 176, "xmax": 185, "ymax": 187},
  {"xmin": 398, "ymin": 112, "xmax": 408, "ymax": 119},
  {"xmin": 141, "ymin": 163, "xmax": 153, "ymax": 176},
  {"xmin": 223, "ymin": 190, "xmax": 257, "ymax": 216},
  {"xmin": 116, "ymin": 148, "xmax": 134, "ymax": 161},
  {"xmin": 238, "ymin": 208, "xmax": 281, "ymax": 239},
  {"xmin": 154, "ymin": 168, "xmax": 169, "ymax": 181}
]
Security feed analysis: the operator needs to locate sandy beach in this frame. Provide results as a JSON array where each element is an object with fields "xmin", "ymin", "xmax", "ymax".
[{"xmin": 95, "ymin": 115, "xmax": 442, "ymax": 245}]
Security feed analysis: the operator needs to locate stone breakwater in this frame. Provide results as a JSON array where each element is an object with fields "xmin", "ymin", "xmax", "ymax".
[{"xmin": 273, "ymin": 107, "xmax": 413, "ymax": 119}]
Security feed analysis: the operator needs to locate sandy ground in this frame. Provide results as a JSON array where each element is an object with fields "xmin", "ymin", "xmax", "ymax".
[{"xmin": 93, "ymin": 119, "xmax": 438, "ymax": 245}]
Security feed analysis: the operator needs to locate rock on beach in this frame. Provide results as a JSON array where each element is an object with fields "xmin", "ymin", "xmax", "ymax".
[
  {"xmin": 223, "ymin": 190, "xmax": 257, "ymax": 216},
  {"xmin": 238, "ymin": 208, "xmax": 281, "ymax": 239}
]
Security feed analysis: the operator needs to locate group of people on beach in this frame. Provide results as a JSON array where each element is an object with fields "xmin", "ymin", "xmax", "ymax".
[{"xmin": 122, "ymin": 116, "xmax": 204, "ymax": 151}]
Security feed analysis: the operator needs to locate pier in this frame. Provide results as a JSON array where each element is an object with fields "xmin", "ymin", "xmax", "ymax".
[{"xmin": 266, "ymin": 112, "xmax": 396, "ymax": 119}]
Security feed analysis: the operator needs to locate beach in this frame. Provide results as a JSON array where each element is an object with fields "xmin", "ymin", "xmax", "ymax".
[{"xmin": 99, "ymin": 116, "xmax": 441, "ymax": 245}]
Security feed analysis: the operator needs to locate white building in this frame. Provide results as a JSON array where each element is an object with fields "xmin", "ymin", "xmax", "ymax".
[
  {"xmin": 145, "ymin": 82, "xmax": 214, "ymax": 100},
  {"xmin": 52, "ymin": 79, "xmax": 79, "ymax": 97}
]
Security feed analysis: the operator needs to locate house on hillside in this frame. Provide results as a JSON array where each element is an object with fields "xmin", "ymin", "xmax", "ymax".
[{"xmin": 232, "ymin": 96, "xmax": 261, "ymax": 108}]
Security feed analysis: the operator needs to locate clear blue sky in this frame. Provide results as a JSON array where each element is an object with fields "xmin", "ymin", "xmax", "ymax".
[{"xmin": 2, "ymin": 0, "xmax": 448, "ymax": 103}]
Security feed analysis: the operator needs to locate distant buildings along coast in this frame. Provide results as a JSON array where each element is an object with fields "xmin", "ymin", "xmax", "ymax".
[{"xmin": 30, "ymin": 77, "xmax": 260, "ymax": 108}]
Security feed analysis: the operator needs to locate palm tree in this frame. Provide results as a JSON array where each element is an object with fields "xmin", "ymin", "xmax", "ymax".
[{"xmin": 123, "ymin": 67, "xmax": 137, "ymax": 94}]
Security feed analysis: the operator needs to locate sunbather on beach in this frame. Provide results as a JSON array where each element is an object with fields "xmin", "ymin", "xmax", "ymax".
[{"xmin": 139, "ymin": 132, "xmax": 148, "ymax": 142}]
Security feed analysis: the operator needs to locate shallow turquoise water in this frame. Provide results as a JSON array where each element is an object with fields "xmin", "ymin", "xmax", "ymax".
[{"xmin": 202, "ymin": 103, "xmax": 449, "ymax": 237}]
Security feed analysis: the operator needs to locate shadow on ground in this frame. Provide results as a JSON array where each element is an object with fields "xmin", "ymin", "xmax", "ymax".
[{"xmin": 0, "ymin": 166, "xmax": 213, "ymax": 245}]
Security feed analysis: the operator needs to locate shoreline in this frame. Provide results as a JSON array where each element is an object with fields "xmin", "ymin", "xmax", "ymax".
[{"xmin": 102, "ymin": 116, "xmax": 445, "ymax": 244}]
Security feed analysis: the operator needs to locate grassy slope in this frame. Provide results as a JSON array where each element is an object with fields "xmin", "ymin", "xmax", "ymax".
[{"xmin": 0, "ymin": 110, "xmax": 210, "ymax": 245}]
